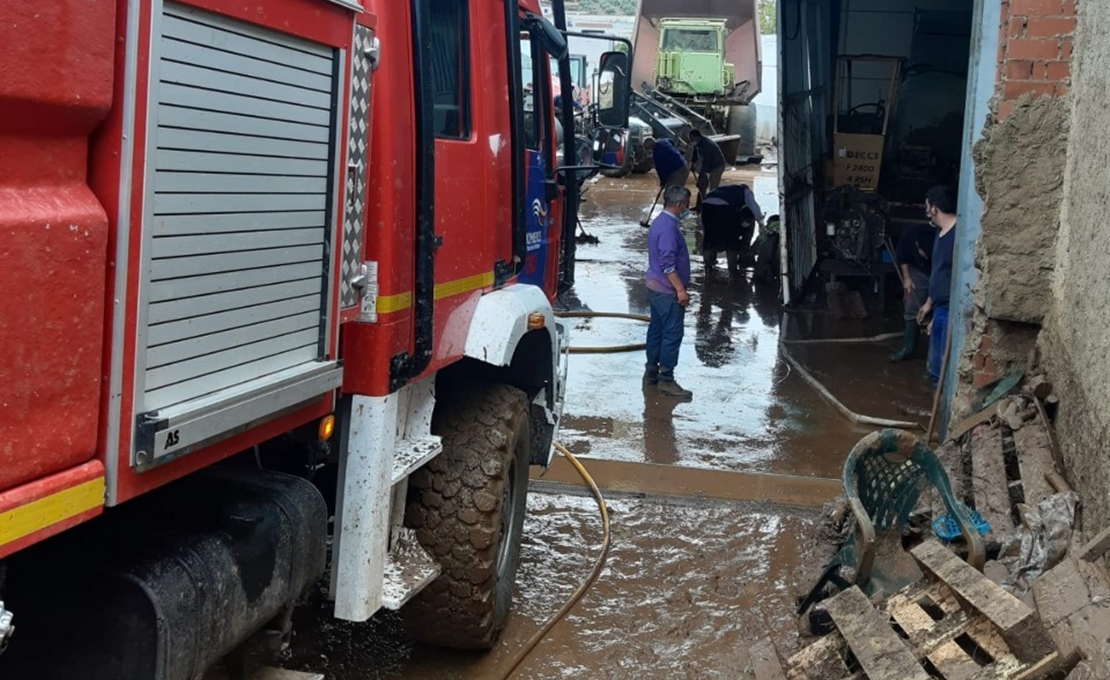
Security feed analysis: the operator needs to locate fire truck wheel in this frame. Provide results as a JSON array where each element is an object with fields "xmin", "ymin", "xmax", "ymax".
[{"xmin": 402, "ymin": 382, "xmax": 531, "ymax": 650}]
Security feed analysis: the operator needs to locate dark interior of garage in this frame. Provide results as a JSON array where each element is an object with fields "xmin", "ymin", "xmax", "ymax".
[{"xmin": 778, "ymin": 0, "xmax": 973, "ymax": 313}]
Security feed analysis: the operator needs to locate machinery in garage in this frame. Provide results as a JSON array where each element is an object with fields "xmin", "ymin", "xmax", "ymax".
[{"xmin": 0, "ymin": 0, "xmax": 630, "ymax": 676}]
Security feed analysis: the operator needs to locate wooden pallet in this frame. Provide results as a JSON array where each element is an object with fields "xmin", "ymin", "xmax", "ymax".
[{"xmin": 781, "ymin": 542, "xmax": 1060, "ymax": 680}]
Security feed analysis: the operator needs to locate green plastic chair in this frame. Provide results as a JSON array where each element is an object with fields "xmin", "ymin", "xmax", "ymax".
[{"xmin": 799, "ymin": 429, "xmax": 985, "ymax": 615}]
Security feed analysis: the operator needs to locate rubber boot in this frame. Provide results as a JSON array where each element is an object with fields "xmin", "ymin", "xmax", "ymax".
[
  {"xmin": 657, "ymin": 378, "xmax": 693, "ymax": 399},
  {"xmin": 890, "ymin": 321, "xmax": 920, "ymax": 362}
]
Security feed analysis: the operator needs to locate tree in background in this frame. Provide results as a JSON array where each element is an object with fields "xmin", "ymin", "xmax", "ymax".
[
  {"xmin": 759, "ymin": 0, "xmax": 776, "ymax": 34},
  {"xmin": 572, "ymin": 0, "xmax": 638, "ymax": 13}
]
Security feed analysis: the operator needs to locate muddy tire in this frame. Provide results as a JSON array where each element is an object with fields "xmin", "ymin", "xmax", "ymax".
[
  {"xmin": 631, "ymin": 156, "xmax": 654, "ymax": 175},
  {"xmin": 402, "ymin": 383, "xmax": 531, "ymax": 650},
  {"xmin": 600, "ymin": 151, "xmax": 632, "ymax": 178}
]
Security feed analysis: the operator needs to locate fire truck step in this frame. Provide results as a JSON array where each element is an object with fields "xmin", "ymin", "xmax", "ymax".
[
  {"xmin": 381, "ymin": 527, "xmax": 441, "ymax": 610},
  {"xmin": 391, "ymin": 436, "xmax": 443, "ymax": 485}
]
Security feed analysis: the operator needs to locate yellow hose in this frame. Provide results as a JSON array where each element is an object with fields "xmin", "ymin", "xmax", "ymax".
[
  {"xmin": 499, "ymin": 443, "xmax": 611, "ymax": 679},
  {"xmin": 555, "ymin": 311, "xmax": 650, "ymax": 355}
]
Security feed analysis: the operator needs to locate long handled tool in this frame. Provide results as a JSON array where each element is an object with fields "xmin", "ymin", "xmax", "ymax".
[{"xmin": 639, "ymin": 186, "xmax": 664, "ymax": 227}]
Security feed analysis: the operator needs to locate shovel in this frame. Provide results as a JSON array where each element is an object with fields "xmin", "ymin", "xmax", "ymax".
[{"xmin": 639, "ymin": 186, "xmax": 664, "ymax": 227}]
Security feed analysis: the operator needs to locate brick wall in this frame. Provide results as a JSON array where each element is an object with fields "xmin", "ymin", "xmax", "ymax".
[
  {"xmin": 961, "ymin": 0, "xmax": 1078, "ymax": 394},
  {"xmin": 995, "ymin": 0, "xmax": 1076, "ymax": 120}
]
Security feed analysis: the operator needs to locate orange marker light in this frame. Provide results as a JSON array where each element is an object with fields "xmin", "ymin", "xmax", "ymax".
[{"xmin": 318, "ymin": 415, "xmax": 336, "ymax": 442}]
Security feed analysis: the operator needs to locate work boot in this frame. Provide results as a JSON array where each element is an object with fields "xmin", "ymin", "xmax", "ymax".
[
  {"xmin": 657, "ymin": 379, "xmax": 693, "ymax": 399},
  {"xmin": 643, "ymin": 368, "xmax": 659, "ymax": 385},
  {"xmin": 890, "ymin": 321, "xmax": 921, "ymax": 362}
]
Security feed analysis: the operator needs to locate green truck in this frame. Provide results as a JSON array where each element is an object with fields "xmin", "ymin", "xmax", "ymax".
[
  {"xmin": 631, "ymin": 0, "xmax": 762, "ymax": 158},
  {"xmin": 655, "ymin": 18, "xmax": 737, "ymax": 98}
]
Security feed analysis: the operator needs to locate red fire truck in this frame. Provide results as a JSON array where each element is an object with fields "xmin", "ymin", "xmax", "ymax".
[{"xmin": 0, "ymin": 0, "xmax": 629, "ymax": 676}]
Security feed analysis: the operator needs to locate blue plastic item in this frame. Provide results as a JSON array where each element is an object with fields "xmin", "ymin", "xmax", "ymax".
[{"xmin": 933, "ymin": 507, "xmax": 991, "ymax": 541}]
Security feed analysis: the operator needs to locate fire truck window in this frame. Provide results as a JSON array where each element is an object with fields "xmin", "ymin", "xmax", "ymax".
[
  {"xmin": 429, "ymin": 0, "xmax": 470, "ymax": 138},
  {"xmin": 519, "ymin": 34, "xmax": 541, "ymax": 150}
]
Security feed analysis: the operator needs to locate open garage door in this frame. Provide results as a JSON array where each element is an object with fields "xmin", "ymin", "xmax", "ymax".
[{"xmin": 776, "ymin": 0, "xmax": 975, "ymax": 305}]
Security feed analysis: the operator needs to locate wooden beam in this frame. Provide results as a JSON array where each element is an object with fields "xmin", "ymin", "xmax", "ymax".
[
  {"xmin": 750, "ymin": 639, "xmax": 788, "ymax": 680},
  {"xmin": 911, "ymin": 541, "xmax": 1055, "ymax": 663},
  {"xmin": 824, "ymin": 587, "xmax": 931, "ymax": 680},
  {"xmin": 1079, "ymin": 525, "xmax": 1110, "ymax": 562}
]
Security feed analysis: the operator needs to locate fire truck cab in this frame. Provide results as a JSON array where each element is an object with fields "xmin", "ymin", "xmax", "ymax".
[{"xmin": 0, "ymin": 0, "xmax": 630, "ymax": 675}]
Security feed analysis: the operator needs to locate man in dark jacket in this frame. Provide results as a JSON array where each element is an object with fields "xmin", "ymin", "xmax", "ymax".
[
  {"xmin": 643, "ymin": 137, "xmax": 690, "ymax": 190},
  {"xmin": 916, "ymin": 185, "xmax": 958, "ymax": 386},
  {"xmin": 689, "ymin": 129, "xmax": 726, "ymax": 209},
  {"xmin": 699, "ymin": 184, "xmax": 764, "ymax": 275}
]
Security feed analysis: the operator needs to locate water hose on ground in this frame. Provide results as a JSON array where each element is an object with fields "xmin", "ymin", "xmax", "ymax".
[
  {"xmin": 499, "ymin": 443, "xmax": 610, "ymax": 680},
  {"xmin": 558, "ymin": 311, "xmax": 918, "ymax": 429},
  {"xmin": 555, "ymin": 311, "xmax": 650, "ymax": 354},
  {"xmin": 779, "ymin": 344, "xmax": 922, "ymax": 431},
  {"xmin": 781, "ymin": 331, "xmax": 903, "ymax": 345}
]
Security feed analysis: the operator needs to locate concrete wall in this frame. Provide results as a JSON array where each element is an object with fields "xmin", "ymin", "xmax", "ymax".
[{"xmin": 1040, "ymin": 0, "xmax": 1110, "ymax": 538}]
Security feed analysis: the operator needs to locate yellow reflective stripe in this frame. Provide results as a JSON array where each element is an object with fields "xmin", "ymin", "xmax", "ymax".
[
  {"xmin": 376, "ymin": 272, "xmax": 495, "ymax": 314},
  {"xmin": 0, "ymin": 477, "xmax": 104, "ymax": 546},
  {"xmin": 376, "ymin": 292, "xmax": 413, "ymax": 314},
  {"xmin": 434, "ymin": 271, "xmax": 495, "ymax": 300}
]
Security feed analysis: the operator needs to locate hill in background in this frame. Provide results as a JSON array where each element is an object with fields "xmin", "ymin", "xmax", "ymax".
[{"xmin": 563, "ymin": 0, "xmax": 638, "ymax": 13}]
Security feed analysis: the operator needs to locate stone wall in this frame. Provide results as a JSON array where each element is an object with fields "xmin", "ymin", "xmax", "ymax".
[{"xmin": 1040, "ymin": 0, "xmax": 1110, "ymax": 537}]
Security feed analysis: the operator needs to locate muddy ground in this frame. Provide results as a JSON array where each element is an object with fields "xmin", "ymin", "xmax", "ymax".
[{"xmin": 279, "ymin": 167, "xmax": 935, "ymax": 678}]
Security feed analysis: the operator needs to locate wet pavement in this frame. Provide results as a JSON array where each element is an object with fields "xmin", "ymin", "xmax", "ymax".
[
  {"xmin": 278, "ymin": 166, "xmax": 935, "ymax": 678},
  {"xmin": 558, "ymin": 167, "xmax": 931, "ymax": 479}
]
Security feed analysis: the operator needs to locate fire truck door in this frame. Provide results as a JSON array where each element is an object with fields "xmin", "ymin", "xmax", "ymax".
[{"xmin": 516, "ymin": 30, "xmax": 555, "ymax": 288}]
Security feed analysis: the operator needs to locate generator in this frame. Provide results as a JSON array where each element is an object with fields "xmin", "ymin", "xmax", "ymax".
[{"xmin": 821, "ymin": 185, "xmax": 890, "ymax": 267}]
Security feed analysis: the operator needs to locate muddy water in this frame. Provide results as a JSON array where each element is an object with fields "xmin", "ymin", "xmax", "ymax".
[
  {"xmin": 286, "ymin": 490, "xmax": 822, "ymax": 679},
  {"xmin": 560, "ymin": 167, "xmax": 929, "ymax": 480}
]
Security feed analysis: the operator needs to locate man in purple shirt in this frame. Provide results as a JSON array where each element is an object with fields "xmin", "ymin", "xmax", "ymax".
[{"xmin": 644, "ymin": 185, "xmax": 694, "ymax": 398}]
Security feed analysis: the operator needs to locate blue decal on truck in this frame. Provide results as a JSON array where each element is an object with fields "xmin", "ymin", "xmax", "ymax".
[{"xmin": 518, "ymin": 149, "xmax": 549, "ymax": 287}]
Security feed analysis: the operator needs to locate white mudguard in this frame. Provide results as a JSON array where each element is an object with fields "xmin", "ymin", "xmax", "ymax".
[{"xmin": 463, "ymin": 284, "xmax": 567, "ymax": 466}]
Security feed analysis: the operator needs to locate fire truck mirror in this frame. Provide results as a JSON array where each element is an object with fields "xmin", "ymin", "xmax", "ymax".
[{"xmin": 596, "ymin": 51, "xmax": 630, "ymax": 129}]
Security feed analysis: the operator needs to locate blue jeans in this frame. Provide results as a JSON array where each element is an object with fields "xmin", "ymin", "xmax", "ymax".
[
  {"xmin": 928, "ymin": 305, "xmax": 949, "ymax": 385},
  {"xmin": 646, "ymin": 289, "xmax": 686, "ymax": 379}
]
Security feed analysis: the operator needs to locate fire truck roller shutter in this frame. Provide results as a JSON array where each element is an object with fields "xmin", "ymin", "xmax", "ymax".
[{"xmin": 133, "ymin": 4, "xmax": 343, "ymax": 464}]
